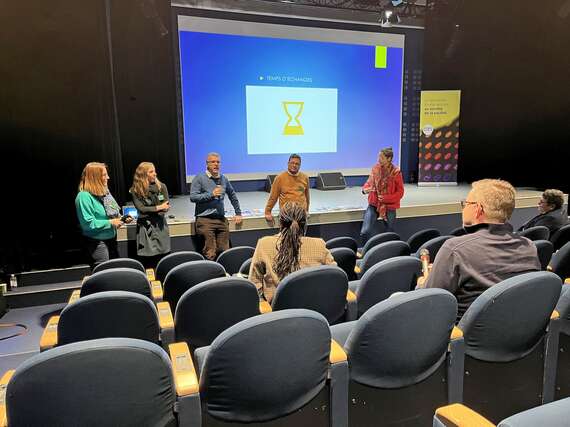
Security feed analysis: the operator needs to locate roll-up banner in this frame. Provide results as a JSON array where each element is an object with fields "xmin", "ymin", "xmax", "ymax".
[{"xmin": 418, "ymin": 90, "xmax": 461, "ymax": 186}]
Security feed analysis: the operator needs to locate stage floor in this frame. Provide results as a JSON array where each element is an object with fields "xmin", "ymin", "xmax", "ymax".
[{"xmin": 117, "ymin": 184, "xmax": 544, "ymax": 241}]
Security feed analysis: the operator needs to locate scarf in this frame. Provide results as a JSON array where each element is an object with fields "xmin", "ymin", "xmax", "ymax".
[
  {"xmin": 365, "ymin": 163, "xmax": 398, "ymax": 220},
  {"xmin": 98, "ymin": 192, "xmax": 121, "ymax": 219}
]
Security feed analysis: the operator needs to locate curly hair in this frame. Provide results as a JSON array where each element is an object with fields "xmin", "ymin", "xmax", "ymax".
[
  {"xmin": 130, "ymin": 162, "xmax": 161, "ymax": 198},
  {"xmin": 273, "ymin": 203, "xmax": 307, "ymax": 280},
  {"xmin": 542, "ymin": 189, "xmax": 564, "ymax": 210}
]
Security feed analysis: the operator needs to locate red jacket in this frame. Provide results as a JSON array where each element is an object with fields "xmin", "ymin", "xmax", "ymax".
[{"xmin": 363, "ymin": 166, "xmax": 404, "ymax": 210}]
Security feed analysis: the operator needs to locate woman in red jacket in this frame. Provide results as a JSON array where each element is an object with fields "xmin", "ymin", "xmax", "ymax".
[{"xmin": 360, "ymin": 147, "xmax": 404, "ymax": 244}]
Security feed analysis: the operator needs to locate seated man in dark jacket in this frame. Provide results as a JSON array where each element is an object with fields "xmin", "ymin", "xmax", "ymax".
[
  {"xmin": 518, "ymin": 189, "xmax": 568, "ymax": 236},
  {"xmin": 423, "ymin": 179, "xmax": 540, "ymax": 321}
]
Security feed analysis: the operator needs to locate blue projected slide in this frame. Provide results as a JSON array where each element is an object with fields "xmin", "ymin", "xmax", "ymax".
[{"xmin": 178, "ymin": 18, "xmax": 404, "ymax": 179}]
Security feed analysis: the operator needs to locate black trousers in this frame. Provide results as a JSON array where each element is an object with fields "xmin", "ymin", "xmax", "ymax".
[{"xmin": 85, "ymin": 237, "xmax": 119, "ymax": 270}]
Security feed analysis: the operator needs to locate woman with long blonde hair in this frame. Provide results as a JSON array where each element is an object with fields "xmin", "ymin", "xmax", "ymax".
[
  {"xmin": 75, "ymin": 162, "xmax": 124, "ymax": 268},
  {"xmin": 130, "ymin": 162, "xmax": 170, "ymax": 266}
]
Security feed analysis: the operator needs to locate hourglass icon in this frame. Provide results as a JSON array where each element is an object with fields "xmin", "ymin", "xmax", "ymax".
[{"xmin": 282, "ymin": 101, "xmax": 304, "ymax": 135}]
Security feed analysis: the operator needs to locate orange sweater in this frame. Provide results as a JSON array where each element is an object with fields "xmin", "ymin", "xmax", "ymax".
[{"xmin": 265, "ymin": 171, "xmax": 310, "ymax": 214}]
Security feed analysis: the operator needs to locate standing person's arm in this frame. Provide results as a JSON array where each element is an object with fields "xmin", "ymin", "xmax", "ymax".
[
  {"xmin": 380, "ymin": 171, "xmax": 405, "ymax": 204},
  {"xmin": 132, "ymin": 192, "xmax": 156, "ymax": 214},
  {"xmin": 190, "ymin": 176, "xmax": 212, "ymax": 203},
  {"xmin": 76, "ymin": 193, "xmax": 116, "ymax": 232},
  {"xmin": 362, "ymin": 170, "xmax": 375, "ymax": 194},
  {"xmin": 225, "ymin": 179, "xmax": 243, "ymax": 225},
  {"xmin": 265, "ymin": 175, "xmax": 281, "ymax": 224}
]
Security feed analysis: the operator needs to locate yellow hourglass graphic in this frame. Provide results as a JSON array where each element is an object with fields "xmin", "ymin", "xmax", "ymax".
[{"xmin": 282, "ymin": 101, "xmax": 304, "ymax": 135}]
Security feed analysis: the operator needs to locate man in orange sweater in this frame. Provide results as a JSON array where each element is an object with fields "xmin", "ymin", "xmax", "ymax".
[{"xmin": 265, "ymin": 154, "xmax": 310, "ymax": 226}]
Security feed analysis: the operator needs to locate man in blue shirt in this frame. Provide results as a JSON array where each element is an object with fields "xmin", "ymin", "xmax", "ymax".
[{"xmin": 190, "ymin": 152, "xmax": 243, "ymax": 260}]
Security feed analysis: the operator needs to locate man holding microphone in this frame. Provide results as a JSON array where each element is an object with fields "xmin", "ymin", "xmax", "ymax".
[{"xmin": 190, "ymin": 152, "xmax": 242, "ymax": 260}]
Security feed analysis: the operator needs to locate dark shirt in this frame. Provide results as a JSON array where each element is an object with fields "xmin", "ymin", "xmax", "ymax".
[
  {"xmin": 425, "ymin": 223, "xmax": 541, "ymax": 321},
  {"xmin": 518, "ymin": 207, "xmax": 568, "ymax": 236},
  {"xmin": 190, "ymin": 173, "xmax": 241, "ymax": 219},
  {"xmin": 131, "ymin": 182, "xmax": 169, "ymax": 220}
]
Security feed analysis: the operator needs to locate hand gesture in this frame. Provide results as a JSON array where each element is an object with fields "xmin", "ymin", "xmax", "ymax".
[
  {"xmin": 212, "ymin": 186, "xmax": 223, "ymax": 197},
  {"xmin": 265, "ymin": 213, "xmax": 275, "ymax": 226},
  {"xmin": 233, "ymin": 215, "xmax": 243, "ymax": 225},
  {"xmin": 157, "ymin": 201, "xmax": 170, "ymax": 212},
  {"xmin": 110, "ymin": 218, "xmax": 123, "ymax": 229}
]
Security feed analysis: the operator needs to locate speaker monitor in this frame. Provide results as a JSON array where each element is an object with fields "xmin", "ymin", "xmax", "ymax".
[
  {"xmin": 316, "ymin": 172, "xmax": 346, "ymax": 191},
  {"xmin": 265, "ymin": 174, "xmax": 277, "ymax": 192}
]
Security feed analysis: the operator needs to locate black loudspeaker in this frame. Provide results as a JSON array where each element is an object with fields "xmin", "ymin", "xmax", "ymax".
[
  {"xmin": 316, "ymin": 172, "xmax": 346, "ymax": 191},
  {"xmin": 265, "ymin": 174, "xmax": 278, "ymax": 192}
]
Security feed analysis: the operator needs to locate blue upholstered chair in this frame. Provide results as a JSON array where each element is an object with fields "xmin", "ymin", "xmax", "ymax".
[
  {"xmin": 326, "ymin": 236, "xmax": 358, "ymax": 253},
  {"xmin": 216, "ymin": 246, "xmax": 255, "ymax": 275},
  {"xmin": 330, "ymin": 289, "xmax": 463, "ymax": 426},
  {"xmin": 356, "ymin": 231, "xmax": 400, "ymax": 258},
  {"xmin": 194, "ymin": 309, "xmax": 348, "ymax": 426},
  {"xmin": 534, "ymin": 239, "xmax": 554, "ymax": 270},
  {"xmin": 550, "ymin": 223, "xmax": 570, "ymax": 251},
  {"xmin": 330, "ymin": 247, "xmax": 357, "ymax": 281},
  {"xmin": 155, "ymin": 251, "xmax": 204, "ymax": 283},
  {"xmin": 80, "ymin": 268, "xmax": 154, "ymax": 300},
  {"xmin": 92, "ymin": 257, "xmax": 145, "ymax": 274},
  {"xmin": 456, "ymin": 271, "xmax": 562, "ymax": 423},
  {"xmin": 355, "ymin": 240, "xmax": 411, "ymax": 278},
  {"xmin": 406, "ymin": 228, "xmax": 441, "ymax": 253},
  {"xmin": 518, "ymin": 225, "xmax": 550, "ymax": 241},
  {"xmin": 546, "ymin": 284, "xmax": 570, "ymax": 401},
  {"xmin": 549, "ymin": 241, "xmax": 570, "ymax": 281},
  {"xmin": 449, "ymin": 226, "xmax": 467, "ymax": 237}
]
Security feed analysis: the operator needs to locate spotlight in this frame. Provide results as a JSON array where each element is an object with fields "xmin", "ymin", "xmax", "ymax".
[{"xmin": 379, "ymin": 9, "xmax": 401, "ymax": 27}]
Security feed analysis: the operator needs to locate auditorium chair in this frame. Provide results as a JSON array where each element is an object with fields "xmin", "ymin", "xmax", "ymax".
[
  {"xmin": 154, "ymin": 251, "xmax": 204, "ymax": 283},
  {"xmin": 534, "ymin": 239, "xmax": 554, "ymax": 270},
  {"xmin": 455, "ymin": 271, "xmax": 562, "ymax": 423},
  {"xmin": 163, "ymin": 260, "xmax": 226, "ymax": 312},
  {"xmin": 355, "ymin": 240, "xmax": 411, "ymax": 278},
  {"xmin": 414, "ymin": 235, "xmax": 453, "ymax": 260},
  {"xmin": 449, "ymin": 226, "xmax": 467, "ymax": 237},
  {"xmin": 330, "ymin": 289, "xmax": 463, "ymax": 426},
  {"xmin": 1, "ymin": 338, "xmax": 200, "ymax": 426},
  {"xmin": 174, "ymin": 277, "xmax": 269, "ymax": 350},
  {"xmin": 330, "ymin": 247, "xmax": 357, "ymax": 281},
  {"xmin": 193, "ymin": 309, "xmax": 348, "ymax": 427},
  {"xmin": 91, "ymin": 257, "xmax": 145, "ymax": 274},
  {"xmin": 39, "ymin": 290, "xmax": 173, "ymax": 352},
  {"xmin": 271, "ymin": 265, "xmax": 355, "ymax": 324},
  {"xmin": 548, "ymin": 241, "xmax": 570, "ymax": 281},
  {"xmin": 325, "ymin": 236, "xmax": 358, "ymax": 253},
  {"xmin": 547, "ymin": 283, "xmax": 570, "ymax": 401},
  {"xmin": 349, "ymin": 256, "xmax": 422, "ymax": 319},
  {"xmin": 406, "ymin": 228, "xmax": 441, "ymax": 253},
  {"xmin": 356, "ymin": 231, "xmax": 400, "ymax": 258},
  {"xmin": 434, "ymin": 398, "xmax": 570, "ymax": 427},
  {"xmin": 215, "ymin": 246, "xmax": 255, "ymax": 275},
  {"xmin": 235, "ymin": 257, "xmax": 252, "ymax": 278},
  {"xmin": 517, "ymin": 225, "xmax": 550, "ymax": 241},
  {"xmin": 550, "ymin": 223, "xmax": 570, "ymax": 250}
]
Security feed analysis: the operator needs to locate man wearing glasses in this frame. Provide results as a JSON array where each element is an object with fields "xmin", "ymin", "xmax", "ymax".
[
  {"xmin": 264, "ymin": 154, "xmax": 310, "ymax": 226},
  {"xmin": 423, "ymin": 179, "xmax": 540, "ymax": 322},
  {"xmin": 518, "ymin": 189, "xmax": 568, "ymax": 235},
  {"xmin": 190, "ymin": 152, "xmax": 242, "ymax": 260}
]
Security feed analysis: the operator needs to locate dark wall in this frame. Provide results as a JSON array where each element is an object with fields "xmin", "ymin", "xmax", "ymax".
[{"xmin": 422, "ymin": 0, "xmax": 570, "ymax": 191}]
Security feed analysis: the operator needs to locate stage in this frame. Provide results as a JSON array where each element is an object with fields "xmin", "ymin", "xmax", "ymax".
[{"xmin": 117, "ymin": 184, "xmax": 545, "ymax": 250}]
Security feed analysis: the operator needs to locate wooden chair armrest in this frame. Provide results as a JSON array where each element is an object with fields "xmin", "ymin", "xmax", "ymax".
[
  {"xmin": 68, "ymin": 289, "xmax": 81, "ymax": 305},
  {"xmin": 81, "ymin": 275, "xmax": 90, "ymax": 285},
  {"xmin": 435, "ymin": 403, "xmax": 495, "ymax": 427},
  {"xmin": 356, "ymin": 251, "xmax": 362, "ymax": 259},
  {"xmin": 450, "ymin": 326, "xmax": 463, "ymax": 340},
  {"xmin": 346, "ymin": 290, "xmax": 357, "ymax": 303},
  {"xmin": 150, "ymin": 280, "xmax": 163, "ymax": 302},
  {"xmin": 156, "ymin": 302, "xmax": 174, "ymax": 329},
  {"xmin": 330, "ymin": 339, "xmax": 347, "ymax": 364},
  {"xmin": 39, "ymin": 316, "xmax": 60, "ymax": 351},
  {"xmin": 169, "ymin": 342, "xmax": 199, "ymax": 396},
  {"xmin": 259, "ymin": 300, "xmax": 272, "ymax": 314},
  {"xmin": 546, "ymin": 265, "xmax": 552, "ymax": 272},
  {"xmin": 0, "ymin": 370, "xmax": 15, "ymax": 427},
  {"xmin": 146, "ymin": 268, "xmax": 155, "ymax": 281},
  {"xmin": 565, "ymin": 278, "xmax": 570, "ymax": 284},
  {"xmin": 551, "ymin": 310, "xmax": 560, "ymax": 320},
  {"xmin": 354, "ymin": 265, "xmax": 361, "ymax": 274}
]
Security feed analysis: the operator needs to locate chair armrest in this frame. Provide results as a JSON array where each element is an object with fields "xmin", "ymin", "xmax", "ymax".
[
  {"xmin": 169, "ymin": 342, "xmax": 199, "ymax": 397},
  {"xmin": 259, "ymin": 300, "xmax": 272, "ymax": 314},
  {"xmin": 434, "ymin": 404, "xmax": 495, "ymax": 427},
  {"xmin": 0, "ymin": 370, "xmax": 15, "ymax": 427},
  {"xmin": 450, "ymin": 326, "xmax": 463, "ymax": 340},
  {"xmin": 330, "ymin": 339, "xmax": 347, "ymax": 364},
  {"xmin": 68, "ymin": 289, "xmax": 81, "ymax": 305},
  {"xmin": 39, "ymin": 316, "xmax": 60, "ymax": 351},
  {"xmin": 146, "ymin": 268, "xmax": 155, "ymax": 281},
  {"xmin": 551, "ymin": 310, "xmax": 560, "ymax": 320},
  {"xmin": 354, "ymin": 265, "xmax": 361, "ymax": 274},
  {"xmin": 150, "ymin": 280, "xmax": 163, "ymax": 302},
  {"xmin": 546, "ymin": 265, "xmax": 552, "ymax": 271},
  {"xmin": 565, "ymin": 278, "xmax": 570, "ymax": 284},
  {"xmin": 157, "ymin": 302, "xmax": 174, "ymax": 329},
  {"xmin": 356, "ymin": 251, "xmax": 362, "ymax": 259},
  {"xmin": 346, "ymin": 290, "xmax": 356, "ymax": 303}
]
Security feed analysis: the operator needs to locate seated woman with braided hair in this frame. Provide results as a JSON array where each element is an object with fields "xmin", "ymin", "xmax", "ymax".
[{"xmin": 249, "ymin": 202, "xmax": 336, "ymax": 302}]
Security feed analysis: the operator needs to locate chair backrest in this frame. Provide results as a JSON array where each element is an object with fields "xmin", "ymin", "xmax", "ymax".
[
  {"xmin": 415, "ymin": 235, "xmax": 453, "ymax": 260},
  {"xmin": 58, "ymin": 291, "xmax": 160, "ymax": 346},
  {"xmin": 555, "ymin": 285, "xmax": 570, "ymax": 321},
  {"xmin": 550, "ymin": 241, "xmax": 570, "ymax": 280},
  {"xmin": 80, "ymin": 268, "xmax": 151, "ymax": 299},
  {"xmin": 326, "ymin": 236, "xmax": 358, "ymax": 253},
  {"xmin": 344, "ymin": 289, "xmax": 457, "ymax": 388},
  {"xmin": 163, "ymin": 260, "xmax": 226, "ymax": 310},
  {"xmin": 357, "ymin": 256, "xmax": 422, "ymax": 318},
  {"xmin": 175, "ymin": 277, "xmax": 261, "ymax": 349},
  {"xmin": 534, "ymin": 239, "xmax": 554, "ymax": 270},
  {"xmin": 7, "ymin": 338, "xmax": 177, "ymax": 426},
  {"xmin": 155, "ymin": 251, "xmax": 204, "ymax": 283},
  {"xmin": 238, "ymin": 258, "xmax": 252, "ymax": 276},
  {"xmin": 361, "ymin": 232, "xmax": 401, "ymax": 256},
  {"xmin": 406, "ymin": 228, "xmax": 441, "ymax": 253},
  {"xmin": 92, "ymin": 258, "xmax": 145, "ymax": 275},
  {"xmin": 518, "ymin": 225, "xmax": 550, "ymax": 241},
  {"xmin": 458, "ymin": 271, "xmax": 562, "ymax": 362},
  {"xmin": 200, "ymin": 309, "xmax": 331, "ymax": 423},
  {"xmin": 361, "ymin": 240, "xmax": 411, "ymax": 275},
  {"xmin": 497, "ymin": 396, "xmax": 570, "ymax": 426},
  {"xmin": 449, "ymin": 226, "xmax": 467, "ymax": 237},
  {"xmin": 330, "ymin": 247, "xmax": 357, "ymax": 281},
  {"xmin": 272, "ymin": 265, "xmax": 348, "ymax": 324},
  {"xmin": 216, "ymin": 246, "xmax": 255, "ymax": 275},
  {"xmin": 551, "ymin": 223, "xmax": 570, "ymax": 251}
]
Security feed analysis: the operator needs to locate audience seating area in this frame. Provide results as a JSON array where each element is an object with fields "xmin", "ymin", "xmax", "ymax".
[{"xmin": 3, "ymin": 225, "xmax": 570, "ymax": 426}]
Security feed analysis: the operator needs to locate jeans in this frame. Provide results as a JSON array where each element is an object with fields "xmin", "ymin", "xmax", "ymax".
[{"xmin": 360, "ymin": 205, "xmax": 396, "ymax": 245}]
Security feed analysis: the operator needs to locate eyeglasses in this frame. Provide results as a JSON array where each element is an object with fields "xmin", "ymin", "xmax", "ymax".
[{"xmin": 460, "ymin": 200, "xmax": 478, "ymax": 209}]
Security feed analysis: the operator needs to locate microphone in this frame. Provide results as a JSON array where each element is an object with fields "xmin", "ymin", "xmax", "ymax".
[
  {"xmin": 419, "ymin": 248, "xmax": 430, "ymax": 279},
  {"xmin": 213, "ymin": 176, "xmax": 221, "ymax": 199}
]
